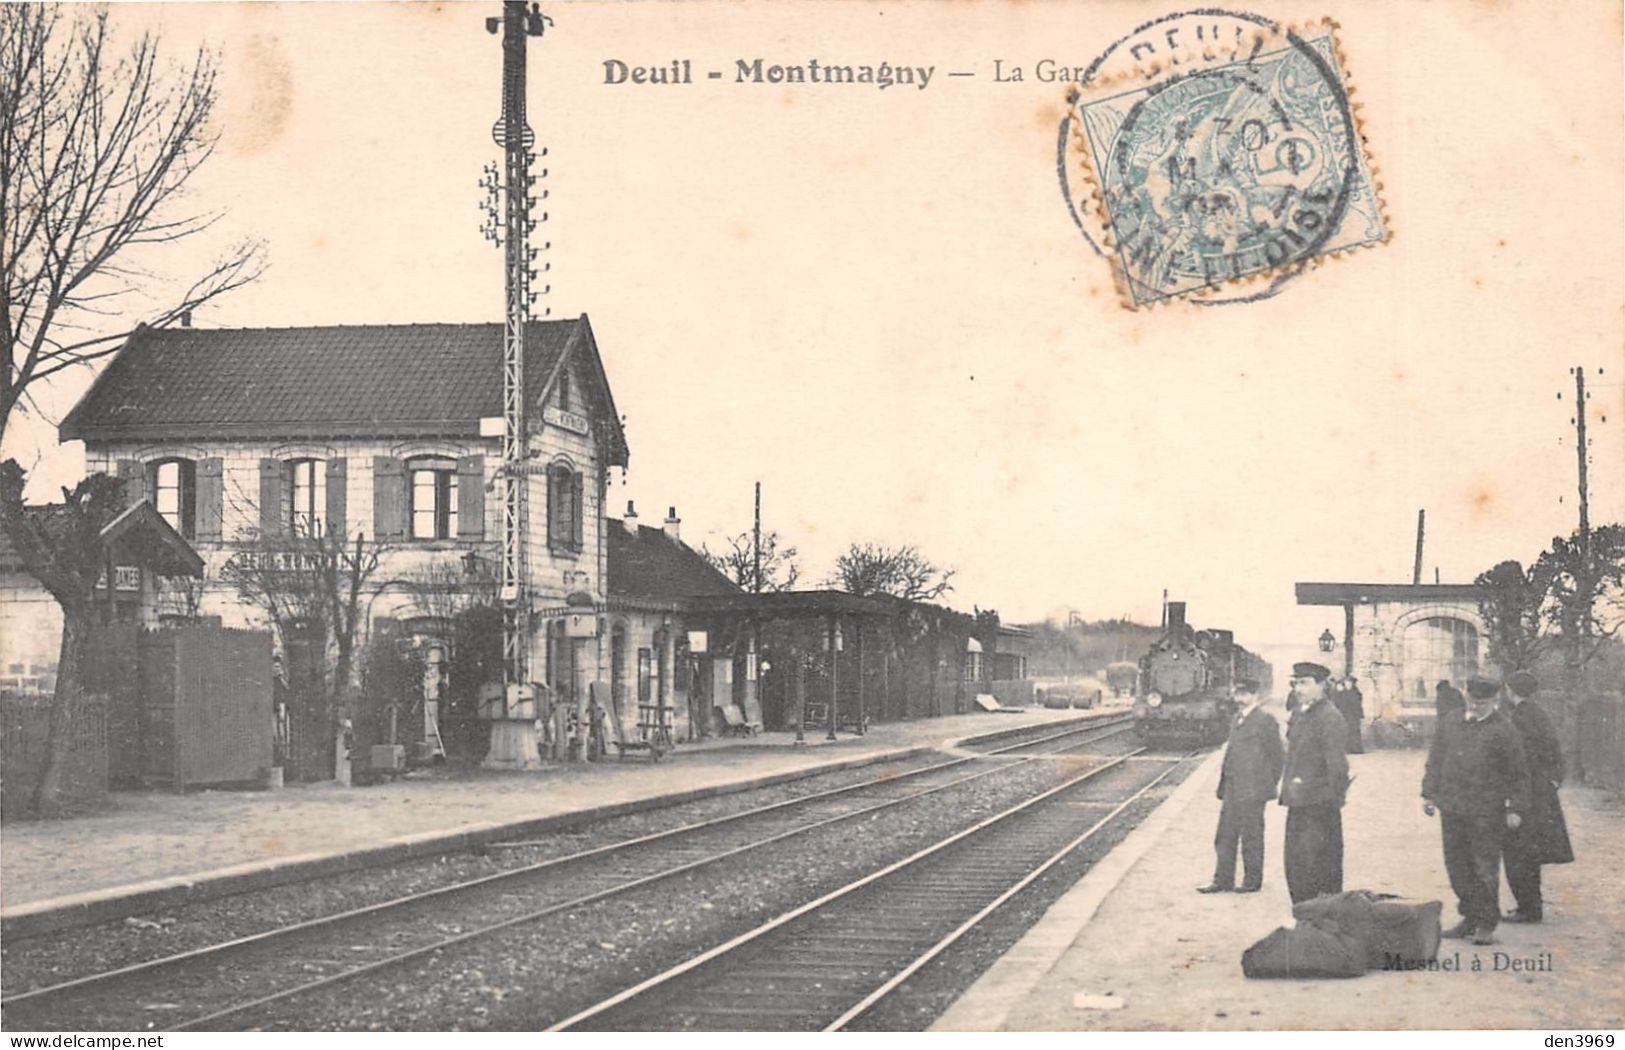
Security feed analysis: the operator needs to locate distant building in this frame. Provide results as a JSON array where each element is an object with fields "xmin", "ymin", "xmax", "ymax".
[
  {"xmin": 1295, "ymin": 581, "xmax": 1486, "ymax": 727},
  {"xmin": 605, "ymin": 505, "xmax": 742, "ymax": 743}
]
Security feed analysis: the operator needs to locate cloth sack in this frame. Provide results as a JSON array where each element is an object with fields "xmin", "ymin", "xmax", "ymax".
[
  {"xmin": 1293, "ymin": 891, "xmax": 1441, "ymax": 969},
  {"xmin": 1240, "ymin": 921, "xmax": 1366, "ymax": 979}
]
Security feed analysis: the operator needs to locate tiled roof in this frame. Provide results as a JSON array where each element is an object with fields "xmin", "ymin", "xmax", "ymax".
[
  {"xmin": 607, "ymin": 521, "xmax": 740, "ymax": 605},
  {"xmin": 59, "ymin": 317, "xmax": 628, "ymax": 463}
]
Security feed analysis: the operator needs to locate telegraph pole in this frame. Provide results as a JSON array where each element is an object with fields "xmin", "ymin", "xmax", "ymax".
[
  {"xmin": 1411, "ymin": 509, "xmax": 1425, "ymax": 586},
  {"xmin": 753, "ymin": 482, "xmax": 762, "ymax": 595},
  {"xmin": 479, "ymin": 1, "xmax": 551, "ymax": 768},
  {"xmin": 1574, "ymin": 367, "xmax": 1591, "ymax": 596}
]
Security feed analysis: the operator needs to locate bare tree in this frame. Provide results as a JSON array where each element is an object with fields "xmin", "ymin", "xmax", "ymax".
[
  {"xmin": 0, "ymin": 4, "xmax": 264, "ymax": 446},
  {"xmin": 0, "ymin": 464, "xmax": 124, "ymax": 815},
  {"xmin": 0, "ymin": 5, "xmax": 261, "ymax": 810},
  {"xmin": 829, "ymin": 542, "xmax": 954, "ymax": 603},
  {"xmin": 1475, "ymin": 559, "xmax": 1550, "ymax": 673},
  {"xmin": 221, "ymin": 523, "xmax": 386, "ymax": 707},
  {"xmin": 702, "ymin": 529, "xmax": 801, "ymax": 593},
  {"xmin": 221, "ymin": 523, "xmax": 389, "ymax": 779}
]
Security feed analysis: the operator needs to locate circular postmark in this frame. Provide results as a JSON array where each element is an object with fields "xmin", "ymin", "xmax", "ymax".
[{"xmin": 1059, "ymin": 10, "xmax": 1374, "ymax": 307}]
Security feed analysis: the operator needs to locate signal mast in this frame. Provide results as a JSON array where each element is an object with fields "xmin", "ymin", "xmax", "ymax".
[{"xmin": 478, "ymin": 0, "xmax": 551, "ymax": 767}]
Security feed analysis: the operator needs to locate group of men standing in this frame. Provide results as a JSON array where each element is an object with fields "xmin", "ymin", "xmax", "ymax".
[
  {"xmin": 1422, "ymin": 669, "xmax": 1573, "ymax": 943},
  {"xmin": 1197, "ymin": 662, "xmax": 1572, "ymax": 949}
]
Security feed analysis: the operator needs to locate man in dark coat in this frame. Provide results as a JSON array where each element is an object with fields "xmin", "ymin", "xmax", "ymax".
[
  {"xmin": 1422, "ymin": 677, "xmax": 1531, "ymax": 946},
  {"xmin": 1435, "ymin": 680, "xmax": 1465, "ymax": 720},
  {"xmin": 1280, "ymin": 662, "xmax": 1350, "ymax": 904},
  {"xmin": 1333, "ymin": 677, "xmax": 1365, "ymax": 754},
  {"xmin": 1500, "ymin": 670, "xmax": 1573, "ymax": 923},
  {"xmin": 1198, "ymin": 677, "xmax": 1283, "ymax": 894}
]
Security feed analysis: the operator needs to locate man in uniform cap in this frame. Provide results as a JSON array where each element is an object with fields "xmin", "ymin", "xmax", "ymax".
[
  {"xmin": 1197, "ymin": 677, "xmax": 1283, "ymax": 894},
  {"xmin": 1500, "ymin": 670, "xmax": 1573, "ymax": 923},
  {"xmin": 1435, "ymin": 679, "xmax": 1466, "ymax": 720},
  {"xmin": 1279, "ymin": 661, "xmax": 1350, "ymax": 903},
  {"xmin": 1422, "ymin": 676, "xmax": 1531, "ymax": 945}
]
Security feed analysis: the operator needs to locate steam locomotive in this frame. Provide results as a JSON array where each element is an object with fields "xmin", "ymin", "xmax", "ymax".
[{"xmin": 1132, "ymin": 601, "xmax": 1272, "ymax": 746}]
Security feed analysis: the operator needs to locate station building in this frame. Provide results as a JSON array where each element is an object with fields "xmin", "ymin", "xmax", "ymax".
[
  {"xmin": 57, "ymin": 318, "xmax": 633, "ymax": 700},
  {"xmin": 1295, "ymin": 580, "xmax": 1487, "ymax": 731},
  {"xmin": 30, "ymin": 315, "xmax": 1033, "ymax": 767}
]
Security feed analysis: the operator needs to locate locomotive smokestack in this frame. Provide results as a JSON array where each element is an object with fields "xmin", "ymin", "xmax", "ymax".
[{"xmin": 1166, "ymin": 601, "xmax": 1187, "ymax": 633}]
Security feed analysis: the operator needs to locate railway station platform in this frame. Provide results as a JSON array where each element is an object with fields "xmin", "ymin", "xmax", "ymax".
[
  {"xmin": 0, "ymin": 705, "xmax": 1115, "ymax": 932},
  {"xmin": 935, "ymin": 699, "xmax": 1625, "ymax": 1031}
]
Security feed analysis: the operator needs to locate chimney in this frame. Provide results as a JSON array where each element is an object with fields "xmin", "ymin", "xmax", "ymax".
[
  {"xmin": 1165, "ymin": 601, "xmax": 1187, "ymax": 635},
  {"xmin": 179, "ymin": 310, "xmax": 192, "ymax": 328},
  {"xmin": 663, "ymin": 505, "xmax": 681, "ymax": 543},
  {"xmin": 622, "ymin": 500, "xmax": 639, "ymax": 534}
]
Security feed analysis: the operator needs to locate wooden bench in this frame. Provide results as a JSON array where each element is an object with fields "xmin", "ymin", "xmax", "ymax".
[
  {"xmin": 715, "ymin": 704, "xmax": 759, "ymax": 737},
  {"xmin": 613, "ymin": 739, "xmax": 664, "ymax": 762}
]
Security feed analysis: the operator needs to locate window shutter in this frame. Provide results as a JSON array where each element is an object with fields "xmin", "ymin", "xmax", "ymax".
[
  {"xmin": 196, "ymin": 459, "xmax": 224, "ymax": 542},
  {"xmin": 116, "ymin": 460, "xmax": 146, "ymax": 507},
  {"xmin": 258, "ymin": 459, "xmax": 284, "ymax": 538},
  {"xmin": 325, "ymin": 458, "xmax": 347, "ymax": 539},
  {"xmin": 571, "ymin": 471, "xmax": 585, "ymax": 549},
  {"xmin": 456, "ymin": 455, "xmax": 485, "ymax": 539},
  {"xmin": 373, "ymin": 457, "xmax": 406, "ymax": 540}
]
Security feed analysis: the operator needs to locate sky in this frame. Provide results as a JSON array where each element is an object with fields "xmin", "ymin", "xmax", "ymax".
[{"xmin": 5, "ymin": 0, "xmax": 1622, "ymax": 672}]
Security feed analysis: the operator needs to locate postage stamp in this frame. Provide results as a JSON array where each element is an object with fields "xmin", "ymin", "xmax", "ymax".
[{"xmin": 1069, "ymin": 19, "xmax": 1388, "ymax": 309}]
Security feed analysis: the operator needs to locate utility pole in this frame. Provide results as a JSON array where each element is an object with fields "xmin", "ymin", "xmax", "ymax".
[
  {"xmin": 753, "ymin": 481, "xmax": 762, "ymax": 596},
  {"xmin": 479, "ymin": 0, "xmax": 550, "ymax": 768},
  {"xmin": 1412, "ymin": 509, "xmax": 1425, "ymax": 586},
  {"xmin": 1574, "ymin": 367, "xmax": 1592, "ymax": 634}
]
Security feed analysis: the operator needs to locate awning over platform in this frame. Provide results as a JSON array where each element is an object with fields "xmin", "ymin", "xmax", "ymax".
[{"xmin": 1296, "ymin": 581, "xmax": 1483, "ymax": 606}]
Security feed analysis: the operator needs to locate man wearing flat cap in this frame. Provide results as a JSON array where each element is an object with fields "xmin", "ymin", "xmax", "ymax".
[
  {"xmin": 1500, "ymin": 670, "xmax": 1573, "ymax": 923},
  {"xmin": 1422, "ymin": 676, "xmax": 1531, "ymax": 945},
  {"xmin": 1279, "ymin": 661, "xmax": 1350, "ymax": 903},
  {"xmin": 1198, "ymin": 677, "xmax": 1282, "ymax": 894}
]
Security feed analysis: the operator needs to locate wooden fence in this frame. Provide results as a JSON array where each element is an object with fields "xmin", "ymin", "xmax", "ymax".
[{"xmin": 1, "ymin": 692, "xmax": 108, "ymax": 821}]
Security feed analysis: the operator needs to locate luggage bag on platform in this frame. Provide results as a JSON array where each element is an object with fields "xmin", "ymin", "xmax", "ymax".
[{"xmin": 1242, "ymin": 891, "xmax": 1442, "ymax": 979}]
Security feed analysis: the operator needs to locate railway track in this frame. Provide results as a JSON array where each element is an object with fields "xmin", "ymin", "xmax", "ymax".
[
  {"xmin": 552, "ymin": 745, "xmax": 1197, "ymax": 1031},
  {"xmin": 1, "ymin": 714, "xmax": 1133, "ymax": 1032}
]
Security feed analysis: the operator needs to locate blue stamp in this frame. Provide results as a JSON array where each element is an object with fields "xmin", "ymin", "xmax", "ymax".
[{"xmin": 1073, "ymin": 21, "xmax": 1387, "ymax": 308}]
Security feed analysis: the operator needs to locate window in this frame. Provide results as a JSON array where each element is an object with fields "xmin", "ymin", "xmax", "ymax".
[
  {"xmin": 637, "ymin": 648, "xmax": 653, "ymax": 704},
  {"xmin": 409, "ymin": 457, "xmax": 459, "ymax": 540},
  {"xmin": 287, "ymin": 459, "xmax": 325, "ymax": 534},
  {"xmin": 1404, "ymin": 617, "xmax": 1480, "ymax": 700},
  {"xmin": 547, "ymin": 463, "xmax": 584, "ymax": 552},
  {"xmin": 558, "ymin": 370, "xmax": 572, "ymax": 412},
  {"xmin": 150, "ymin": 459, "xmax": 196, "ymax": 539}
]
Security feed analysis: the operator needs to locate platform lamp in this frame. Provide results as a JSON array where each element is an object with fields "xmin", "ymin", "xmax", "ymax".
[{"xmin": 1318, "ymin": 628, "xmax": 1336, "ymax": 653}]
